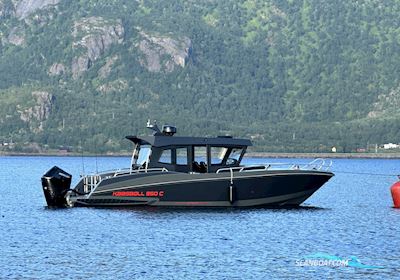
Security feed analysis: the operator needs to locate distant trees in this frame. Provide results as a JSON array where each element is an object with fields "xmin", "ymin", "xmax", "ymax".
[{"xmin": 0, "ymin": 0, "xmax": 400, "ymax": 153}]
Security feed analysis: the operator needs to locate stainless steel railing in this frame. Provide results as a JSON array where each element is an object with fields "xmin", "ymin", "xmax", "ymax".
[
  {"xmin": 83, "ymin": 175, "xmax": 101, "ymax": 193},
  {"xmin": 216, "ymin": 158, "xmax": 332, "ymax": 174},
  {"xmin": 81, "ymin": 167, "xmax": 169, "ymax": 194},
  {"xmin": 113, "ymin": 167, "xmax": 169, "ymax": 177}
]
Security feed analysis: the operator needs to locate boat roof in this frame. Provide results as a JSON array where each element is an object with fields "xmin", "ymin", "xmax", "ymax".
[{"xmin": 125, "ymin": 135, "xmax": 252, "ymax": 148}]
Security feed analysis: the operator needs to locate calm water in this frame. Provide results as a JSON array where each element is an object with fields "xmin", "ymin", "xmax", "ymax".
[{"xmin": 1, "ymin": 156, "xmax": 399, "ymax": 279}]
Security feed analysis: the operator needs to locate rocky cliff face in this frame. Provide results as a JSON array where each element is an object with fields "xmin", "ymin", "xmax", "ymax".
[
  {"xmin": 71, "ymin": 56, "xmax": 91, "ymax": 79},
  {"xmin": 71, "ymin": 17, "xmax": 124, "ymax": 78},
  {"xmin": 19, "ymin": 91, "xmax": 55, "ymax": 132},
  {"xmin": 6, "ymin": 26, "xmax": 25, "ymax": 46},
  {"xmin": 0, "ymin": 0, "xmax": 15, "ymax": 18},
  {"xmin": 98, "ymin": 55, "xmax": 118, "ymax": 79},
  {"xmin": 14, "ymin": 0, "xmax": 60, "ymax": 19},
  {"xmin": 48, "ymin": 62, "xmax": 66, "ymax": 76},
  {"xmin": 138, "ymin": 31, "xmax": 192, "ymax": 73},
  {"xmin": 97, "ymin": 79, "xmax": 128, "ymax": 94},
  {"xmin": 368, "ymin": 85, "xmax": 400, "ymax": 118}
]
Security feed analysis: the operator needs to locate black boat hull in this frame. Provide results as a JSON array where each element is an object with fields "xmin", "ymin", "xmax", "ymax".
[{"xmin": 71, "ymin": 170, "xmax": 333, "ymax": 207}]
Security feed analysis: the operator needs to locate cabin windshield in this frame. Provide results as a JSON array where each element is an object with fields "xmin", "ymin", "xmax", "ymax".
[
  {"xmin": 210, "ymin": 147, "xmax": 228, "ymax": 164},
  {"xmin": 226, "ymin": 147, "xmax": 244, "ymax": 165},
  {"xmin": 229, "ymin": 148, "xmax": 242, "ymax": 160},
  {"xmin": 133, "ymin": 145, "xmax": 152, "ymax": 166}
]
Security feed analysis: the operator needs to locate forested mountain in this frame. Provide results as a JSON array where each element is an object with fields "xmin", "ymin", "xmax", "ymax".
[{"xmin": 1, "ymin": 0, "xmax": 400, "ymax": 153}]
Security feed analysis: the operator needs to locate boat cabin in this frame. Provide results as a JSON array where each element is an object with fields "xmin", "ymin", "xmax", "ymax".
[{"xmin": 126, "ymin": 123, "xmax": 252, "ymax": 174}]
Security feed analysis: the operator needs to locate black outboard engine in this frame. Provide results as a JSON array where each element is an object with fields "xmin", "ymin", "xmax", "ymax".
[{"xmin": 41, "ymin": 166, "xmax": 72, "ymax": 207}]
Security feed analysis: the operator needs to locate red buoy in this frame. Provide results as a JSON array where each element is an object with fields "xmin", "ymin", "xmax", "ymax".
[{"xmin": 391, "ymin": 179, "xmax": 400, "ymax": 208}]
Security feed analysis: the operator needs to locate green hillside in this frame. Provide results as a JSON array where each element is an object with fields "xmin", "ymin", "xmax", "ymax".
[{"xmin": 1, "ymin": 0, "xmax": 400, "ymax": 153}]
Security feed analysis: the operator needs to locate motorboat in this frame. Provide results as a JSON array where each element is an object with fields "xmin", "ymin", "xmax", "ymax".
[{"xmin": 41, "ymin": 121, "xmax": 334, "ymax": 208}]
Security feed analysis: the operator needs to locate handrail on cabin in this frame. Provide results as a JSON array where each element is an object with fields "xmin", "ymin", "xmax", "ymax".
[{"xmin": 216, "ymin": 158, "xmax": 332, "ymax": 174}]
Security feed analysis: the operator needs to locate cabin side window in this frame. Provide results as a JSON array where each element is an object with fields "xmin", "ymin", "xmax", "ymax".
[
  {"xmin": 210, "ymin": 147, "xmax": 228, "ymax": 165},
  {"xmin": 158, "ymin": 149, "xmax": 172, "ymax": 164},
  {"xmin": 176, "ymin": 147, "xmax": 188, "ymax": 165},
  {"xmin": 194, "ymin": 146, "xmax": 207, "ymax": 163},
  {"xmin": 193, "ymin": 146, "xmax": 207, "ymax": 173}
]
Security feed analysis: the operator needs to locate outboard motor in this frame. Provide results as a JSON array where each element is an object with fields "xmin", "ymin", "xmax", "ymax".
[{"xmin": 41, "ymin": 166, "xmax": 72, "ymax": 207}]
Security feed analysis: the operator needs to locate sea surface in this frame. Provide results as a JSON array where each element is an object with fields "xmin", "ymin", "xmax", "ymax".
[{"xmin": 1, "ymin": 156, "xmax": 399, "ymax": 279}]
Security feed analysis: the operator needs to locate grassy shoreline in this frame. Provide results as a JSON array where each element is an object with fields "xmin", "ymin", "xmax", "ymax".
[{"xmin": 1, "ymin": 151, "xmax": 400, "ymax": 159}]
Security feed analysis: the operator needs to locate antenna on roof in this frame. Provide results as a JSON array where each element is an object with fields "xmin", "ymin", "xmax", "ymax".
[{"xmin": 146, "ymin": 119, "xmax": 162, "ymax": 135}]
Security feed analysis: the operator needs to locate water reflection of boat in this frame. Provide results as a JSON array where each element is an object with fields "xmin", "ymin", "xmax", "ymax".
[{"xmin": 41, "ymin": 121, "xmax": 334, "ymax": 208}]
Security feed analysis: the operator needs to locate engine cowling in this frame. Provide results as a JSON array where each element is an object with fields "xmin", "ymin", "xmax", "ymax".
[{"xmin": 41, "ymin": 166, "xmax": 72, "ymax": 207}]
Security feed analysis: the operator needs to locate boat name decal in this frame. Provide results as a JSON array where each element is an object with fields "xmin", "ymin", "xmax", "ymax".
[{"xmin": 112, "ymin": 191, "xmax": 164, "ymax": 197}]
